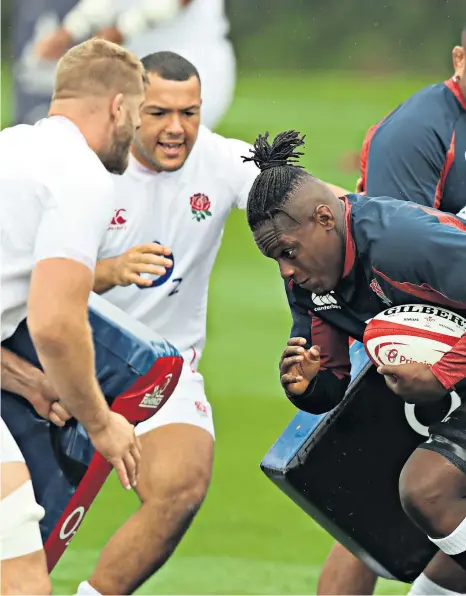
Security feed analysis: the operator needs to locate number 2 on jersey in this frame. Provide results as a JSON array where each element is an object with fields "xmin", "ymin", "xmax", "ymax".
[{"xmin": 140, "ymin": 241, "xmax": 182, "ymax": 295}]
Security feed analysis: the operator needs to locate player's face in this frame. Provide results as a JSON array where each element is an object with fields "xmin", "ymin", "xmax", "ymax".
[
  {"xmin": 100, "ymin": 93, "xmax": 144, "ymax": 175},
  {"xmin": 133, "ymin": 73, "xmax": 202, "ymax": 172},
  {"xmin": 253, "ymin": 206, "xmax": 344, "ymax": 296},
  {"xmin": 453, "ymin": 41, "xmax": 466, "ymax": 99}
]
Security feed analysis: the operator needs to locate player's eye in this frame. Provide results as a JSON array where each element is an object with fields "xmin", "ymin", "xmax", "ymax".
[
  {"xmin": 183, "ymin": 111, "xmax": 195, "ymax": 117},
  {"xmin": 150, "ymin": 112, "xmax": 166, "ymax": 117},
  {"xmin": 282, "ymin": 248, "xmax": 295, "ymax": 259}
]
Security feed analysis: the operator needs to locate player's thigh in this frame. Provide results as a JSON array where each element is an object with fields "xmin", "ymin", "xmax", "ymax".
[
  {"xmin": 135, "ymin": 366, "xmax": 214, "ymax": 502},
  {"xmin": 399, "ymin": 405, "xmax": 466, "ymax": 524}
]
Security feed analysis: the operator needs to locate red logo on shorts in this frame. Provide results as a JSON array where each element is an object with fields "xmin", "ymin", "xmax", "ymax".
[
  {"xmin": 108, "ymin": 208, "xmax": 127, "ymax": 230},
  {"xmin": 194, "ymin": 401, "xmax": 208, "ymax": 417}
]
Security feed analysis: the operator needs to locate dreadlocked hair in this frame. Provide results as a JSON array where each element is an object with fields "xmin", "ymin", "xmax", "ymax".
[{"xmin": 242, "ymin": 130, "xmax": 309, "ymax": 231}]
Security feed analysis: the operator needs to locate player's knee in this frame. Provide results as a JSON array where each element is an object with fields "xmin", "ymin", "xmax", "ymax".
[
  {"xmin": 399, "ymin": 449, "xmax": 456, "ymax": 537},
  {"xmin": 145, "ymin": 460, "xmax": 211, "ymax": 519}
]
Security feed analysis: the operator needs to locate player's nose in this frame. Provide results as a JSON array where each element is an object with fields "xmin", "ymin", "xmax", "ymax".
[
  {"xmin": 166, "ymin": 113, "xmax": 184, "ymax": 136},
  {"xmin": 278, "ymin": 260, "xmax": 295, "ymax": 280}
]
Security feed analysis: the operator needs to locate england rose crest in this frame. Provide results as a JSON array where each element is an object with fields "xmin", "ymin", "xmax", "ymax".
[{"xmin": 190, "ymin": 193, "xmax": 212, "ymax": 222}]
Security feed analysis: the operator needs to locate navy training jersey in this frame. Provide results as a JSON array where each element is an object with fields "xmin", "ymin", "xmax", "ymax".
[
  {"xmin": 360, "ymin": 78, "xmax": 466, "ymax": 215},
  {"xmin": 286, "ymin": 194, "xmax": 466, "ymax": 414}
]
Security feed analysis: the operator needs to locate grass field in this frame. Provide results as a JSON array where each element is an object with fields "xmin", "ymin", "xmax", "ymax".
[{"xmin": 3, "ymin": 70, "xmax": 436, "ymax": 594}]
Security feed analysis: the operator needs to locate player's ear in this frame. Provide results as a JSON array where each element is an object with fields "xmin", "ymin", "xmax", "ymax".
[
  {"xmin": 315, "ymin": 205, "xmax": 336, "ymax": 230},
  {"xmin": 452, "ymin": 46, "xmax": 464, "ymax": 76},
  {"xmin": 110, "ymin": 93, "xmax": 125, "ymax": 123}
]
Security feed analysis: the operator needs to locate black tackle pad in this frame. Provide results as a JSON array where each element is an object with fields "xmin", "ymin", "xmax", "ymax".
[{"xmin": 261, "ymin": 345, "xmax": 462, "ymax": 582}]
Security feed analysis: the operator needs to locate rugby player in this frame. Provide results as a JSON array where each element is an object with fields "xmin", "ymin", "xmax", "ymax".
[
  {"xmin": 0, "ymin": 39, "xmax": 145, "ymax": 594},
  {"xmin": 34, "ymin": 0, "xmax": 236, "ymax": 130},
  {"xmin": 63, "ymin": 52, "xmax": 348, "ymax": 595},
  {"xmin": 245, "ymin": 131, "xmax": 466, "ymax": 585},
  {"xmin": 319, "ymin": 26, "xmax": 466, "ymax": 596}
]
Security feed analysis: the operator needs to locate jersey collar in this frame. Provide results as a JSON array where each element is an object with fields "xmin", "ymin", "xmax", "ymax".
[{"xmin": 445, "ymin": 77, "xmax": 466, "ymax": 110}]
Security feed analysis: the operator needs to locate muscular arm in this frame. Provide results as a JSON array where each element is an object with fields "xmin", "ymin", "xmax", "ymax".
[
  {"xmin": 286, "ymin": 284, "xmax": 351, "ymax": 414},
  {"xmin": 28, "ymin": 259, "xmax": 109, "ymax": 432}
]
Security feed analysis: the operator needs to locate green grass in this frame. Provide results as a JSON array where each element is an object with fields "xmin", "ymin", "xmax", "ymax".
[{"xmin": 4, "ymin": 70, "xmax": 435, "ymax": 594}]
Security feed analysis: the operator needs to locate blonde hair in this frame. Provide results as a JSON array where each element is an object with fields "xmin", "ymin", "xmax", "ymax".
[{"xmin": 53, "ymin": 38, "xmax": 148, "ymax": 101}]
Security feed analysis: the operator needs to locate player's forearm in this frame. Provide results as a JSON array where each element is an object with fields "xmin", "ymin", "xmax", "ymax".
[
  {"xmin": 286, "ymin": 370, "xmax": 350, "ymax": 414},
  {"xmin": 0, "ymin": 348, "xmax": 43, "ymax": 401},
  {"xmin": 30, "ymin": 317, "xmax": 109, "ymax": 433},
  {"xmin": 430, "ymin": 334, "xmax": 466, "ymax": 392},
  {"xmin": 94, "ymin": 258, "xmax": 119, "ymax": 294}
]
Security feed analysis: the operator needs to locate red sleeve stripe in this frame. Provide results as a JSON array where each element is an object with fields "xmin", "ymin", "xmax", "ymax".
[
  {"xmin": 433, "ymin": 131, "xmax": 456, "ymax": 210},
  {"xmin": 411, "ymin": 204, "xmax": 466, "ymax": 233},
  {"xmin": 372, "ymin": 267, "xmax": 466, "ymax": 311},
  {"xmin": 360, "ymin": 121, "xmax": 383, "ymax": 192},
  {"xmin": 445, "ymin": 77, "xmax": 466, "ymax": 111}
]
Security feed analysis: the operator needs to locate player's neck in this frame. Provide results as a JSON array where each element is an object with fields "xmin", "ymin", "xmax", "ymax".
[
  {"xmin": 48, "ymin": 102, "xmax": 104, "ymax": 155},
  {"xmin": 130, "ymin": 146, "xmax": 161, "ymax": 174}
]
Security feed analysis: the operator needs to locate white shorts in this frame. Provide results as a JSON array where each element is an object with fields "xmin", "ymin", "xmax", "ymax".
[
  {"xmin": 0, "ymin": 419, "xmax": 45, "ymax": 560},
  {"xmin": 135, "ymin": 362, "xmax": 215, "ymax": 439}
]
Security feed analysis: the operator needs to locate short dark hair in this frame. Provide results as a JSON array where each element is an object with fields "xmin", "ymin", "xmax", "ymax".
[
  {"xmin": 242, "ymin": 131, "xmax": 311, "ymax": 231},
  {"xmin": 141, "ymin": 51, "xmax": 200, "ymax": 85}
]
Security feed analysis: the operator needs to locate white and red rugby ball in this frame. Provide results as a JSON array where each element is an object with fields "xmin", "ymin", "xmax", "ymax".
[{"xmin": 363, "ymin": 304, "xmax": 466, "ymax": 367}]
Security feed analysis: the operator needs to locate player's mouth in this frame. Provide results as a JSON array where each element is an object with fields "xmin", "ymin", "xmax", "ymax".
[
  {"xmin": 296, "ymin": 277, "xmax": 310, "ymax": 287},
  {"xmin": 157, "ymin": 141, "xmax": 185, "ymax": 157}
]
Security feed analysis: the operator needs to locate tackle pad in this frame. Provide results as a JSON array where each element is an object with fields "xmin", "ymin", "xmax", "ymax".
[
  {"xmin": 1, "ymin": 293, "xmax": 183, "ymax": 566},
  {"xmin": 260, "ymin": 343, "xmax": 462, "ymax": 583}
]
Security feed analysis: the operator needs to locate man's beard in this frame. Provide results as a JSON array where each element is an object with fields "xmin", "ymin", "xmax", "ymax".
[{"xmin": 99, "ymin": 116, "xmax": 134, "ymax": 175}]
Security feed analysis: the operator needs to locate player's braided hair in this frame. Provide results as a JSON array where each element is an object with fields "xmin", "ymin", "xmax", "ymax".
[{"xmin": 242, "ymin": 131, "xmax": 310, "ymax": 231}]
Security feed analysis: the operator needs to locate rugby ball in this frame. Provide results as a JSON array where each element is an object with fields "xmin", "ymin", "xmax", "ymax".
[{"xmin": 363, "ymin": 304, "xmax": 466, "ymax": 367}]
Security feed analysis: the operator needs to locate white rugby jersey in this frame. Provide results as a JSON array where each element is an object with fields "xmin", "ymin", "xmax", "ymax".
[
  {"xmin": 98, "ymin": 125, "xmax": 258, "ymax": 368},
  {"xmin": 0, "ymin": 117, "xmax": 114, "ymax": 341}
]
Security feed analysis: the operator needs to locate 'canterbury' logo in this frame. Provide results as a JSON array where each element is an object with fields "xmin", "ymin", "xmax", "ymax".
[{"xmin": 311, "ymin": 292, "xmax": 340, "ymax": 310}]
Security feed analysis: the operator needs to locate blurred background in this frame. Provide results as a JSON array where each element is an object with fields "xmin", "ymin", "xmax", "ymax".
[{"xmin": 0, "ymin": 1, "xmax": 463, "ymax": 593}]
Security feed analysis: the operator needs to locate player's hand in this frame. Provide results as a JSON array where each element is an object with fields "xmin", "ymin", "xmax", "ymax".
[
  {"xmin": 35, "ymin": 28, "xmax": 73, "ymax": 61},
  {"xmin": 95, "ymin": 26, "xmax": 124, "ymax": 45},
  {"xmin": 27, "ymin": 374, "xmax": 72, "ymax": 427},
  {"xmin": 88, "ymin": 412, "xmax": 141, "ymax": 490},
  {"xmin": 280, "ymin": 337, "xmax": 321, "ymax": 395},
  {"xmin": 377, "ymin": 363, "xmax": 447, "ymax": 403},
  {"xmin": 111, "ymin": 243, "xmax": 173, "ymax": 288},
  {"xmin": 355, "ymin": 177, "xmax": 364, "ymax": 193}
]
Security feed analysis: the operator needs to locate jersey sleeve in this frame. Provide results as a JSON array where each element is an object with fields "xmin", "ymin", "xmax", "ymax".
[
  {"xmin": 371, "ymin": 205, "xmax": 466, "ymax": 391},
  {"xmin": 285, "ymin": 282, "xmax": 351, "ymax": 413},
  {"xmin": 222, "ymin": 138, "xmax": 260, "ymax": 210},
  {"xmin": 365, "ymin": 114, "xmax": 448, "ymax": 208},
  {"xmin": 34, "ymin": 171, "xmax": 114, "ymax": 272}
]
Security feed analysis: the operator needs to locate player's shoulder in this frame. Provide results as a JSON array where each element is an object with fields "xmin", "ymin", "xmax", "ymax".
[
  {"xmin": 355, "ymin": 196, "xmax": 448, "ymax": 265},
  {"xmin": 382, "ymin": 81, "xmax": 459, "ymax": 135},
  {"xmin": 194, "ymin": 125, "xmax": 253, "ymax": 164}
]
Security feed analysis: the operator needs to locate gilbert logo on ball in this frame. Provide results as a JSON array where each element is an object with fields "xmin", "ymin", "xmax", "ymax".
[{"xmin": 363, "ymin": 304, "xmax": 466, "ymax": 367}]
